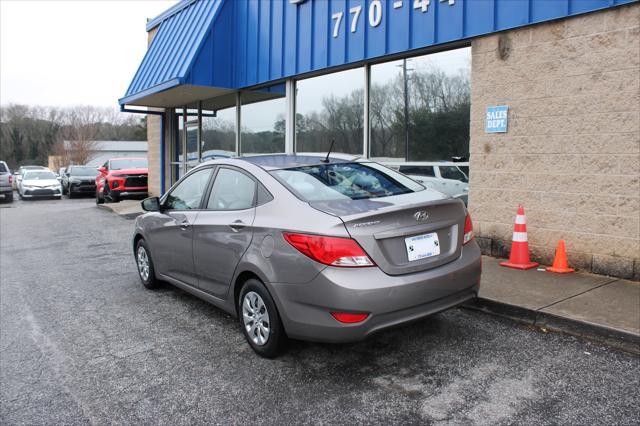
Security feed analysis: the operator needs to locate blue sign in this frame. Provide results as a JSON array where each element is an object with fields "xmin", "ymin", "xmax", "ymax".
[{"xmin": 485, "ymin": 106, "xmax": 509, "ymax": 133}]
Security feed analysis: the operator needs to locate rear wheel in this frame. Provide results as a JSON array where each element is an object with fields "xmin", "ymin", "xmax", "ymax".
[
  {"xmin": 135, "ymin": 239, "xmax": 159, "ymax": 289},
  {"xmin": 239, "ymin": 279, "xmax": 286, "ymax": 358}
]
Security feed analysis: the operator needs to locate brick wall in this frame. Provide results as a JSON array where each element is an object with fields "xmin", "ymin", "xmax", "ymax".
[{"xmin": 468, "ymin": 4, "xmax": 640, "ymax": 280}]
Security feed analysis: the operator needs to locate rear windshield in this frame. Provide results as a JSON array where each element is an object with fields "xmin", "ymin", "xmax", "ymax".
[
  {"xmin": 0, "ymin": 163, "xmax": 8, "ymax": 173},
  {"xmin": 69, "ymin": 166, "xmax": 97, "ymax": 176},
  {"xmin": 271, "ymin": 162, "xmax": 424, "ymax": 202},
  {"xmin": 110, "ymin": 159, "xmax": 147, "ymax": 170},
  {"xmin": 23, "ymin": 171, "xmax": 56, "ymax": 180}
]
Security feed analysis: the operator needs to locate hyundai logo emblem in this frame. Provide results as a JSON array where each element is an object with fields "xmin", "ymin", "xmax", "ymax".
[{"xmin": 414, "ymin": 211, "xmax": 428, "ymax": 221}]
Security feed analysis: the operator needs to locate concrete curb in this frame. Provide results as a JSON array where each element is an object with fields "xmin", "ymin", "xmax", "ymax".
[
  {"xmin": 464, "ymin": 298, "xmax": 640, "ymax": 355},
  {"xmin": 96, "ymin": 204, "xmax": 143, "ymax": 220}
]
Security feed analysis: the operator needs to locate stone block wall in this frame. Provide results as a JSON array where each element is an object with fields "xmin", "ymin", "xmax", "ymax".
[
  {"xmin": 146, "ymin": 114, "xmax": 161, "ymax": 197},
  {"xmin": 146, "ymin": 26, "xmax": 161, "ymax": 197},
  {"xmin": 468, "ymin": 4, "xmax": 640, "ymax": 280}
]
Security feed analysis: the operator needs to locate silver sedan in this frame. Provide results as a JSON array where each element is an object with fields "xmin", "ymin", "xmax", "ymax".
[{"xmin": 133, "ymin": 155, "xmax": 481, "ymax": 357}]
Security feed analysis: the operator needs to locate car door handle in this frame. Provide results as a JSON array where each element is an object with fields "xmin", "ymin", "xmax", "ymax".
[
  {"xmin": 228, "ymin": 220, "xmax": 246, "ymax": 232},
  {"xmin": 179, "ymin": 220, "xmax": 190, "ymax": 230}
]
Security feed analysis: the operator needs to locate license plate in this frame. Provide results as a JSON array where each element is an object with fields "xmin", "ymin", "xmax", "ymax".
[{"xmin": 405, "ymin": 232, "xmax": 440, "ymax": 262}]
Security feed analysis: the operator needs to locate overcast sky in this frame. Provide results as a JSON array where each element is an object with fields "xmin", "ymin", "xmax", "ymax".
[{"xmin": 0, "ymin": 0, "xmax": 177, "ymax": 107}]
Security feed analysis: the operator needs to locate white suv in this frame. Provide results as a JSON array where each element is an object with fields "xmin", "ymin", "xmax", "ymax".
[{"xmin": 384, "ymin": 162, "xmax": 469, "ymax": 203}]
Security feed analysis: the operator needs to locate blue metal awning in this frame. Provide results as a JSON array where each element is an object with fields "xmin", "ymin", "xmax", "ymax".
[
  {"xmin": 121, "ymin": 0, "xmax": 636, "ymax": 108},
  {"xmin": 119, "ymin": 0, "xmax": 228, "ymax": 107}
]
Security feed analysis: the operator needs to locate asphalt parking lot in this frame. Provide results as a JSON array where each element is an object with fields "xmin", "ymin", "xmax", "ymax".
[{"xmin": 1, "ymin": 194, "xmax": 639, "ymax": 425}]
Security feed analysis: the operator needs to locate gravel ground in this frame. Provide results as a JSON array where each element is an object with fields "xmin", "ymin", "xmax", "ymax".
[{"xmin": 1, "ymin": 195, "xmax": 639, "ymax": 425}]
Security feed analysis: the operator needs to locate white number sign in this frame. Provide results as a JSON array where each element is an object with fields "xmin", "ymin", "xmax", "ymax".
[
  {"xmin": 329, "ymin": 0, "xmax": 456, "ymax": 38},
  {"xmin": 332, "ymin": 11, "xmax": 343, "ymax": 38},
  {"xmin": 369, "ymin": 0, "xmax": 382, "ymax": 27},
  {"xmin": 349, "ymin": 5, "xmax": 362, "ymax": 33}
]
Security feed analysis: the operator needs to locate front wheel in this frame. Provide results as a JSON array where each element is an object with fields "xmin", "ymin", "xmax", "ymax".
[
  {"xmin": 135, "ymin": 239, "xmax": 159, "ymax": 289},
  {"xmin": 239, "ymin": 279, "xmax": 286, "ymax": 358},
  {"xmin": 95, "ymin": 188, "xmax": 104, "ymax": 205}
]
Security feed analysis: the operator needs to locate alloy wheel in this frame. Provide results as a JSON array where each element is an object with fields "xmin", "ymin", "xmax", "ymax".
[
  {"xmin": 242, "ymin": 291, "xmax": 270, "ymax": 346},
  {"xmin": 137, "ymin": 246, "xmax": 150, "ymax": 281}
]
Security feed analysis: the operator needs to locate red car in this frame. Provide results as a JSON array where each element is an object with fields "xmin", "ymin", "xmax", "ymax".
[{"xmin": 95, "ymin": 158, "xmax": 148, "ymax": 204}]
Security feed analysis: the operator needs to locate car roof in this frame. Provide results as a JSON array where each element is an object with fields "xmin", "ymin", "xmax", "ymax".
[{"xmin": 238, "ymin": 153, "xmax": 360, "ymax": 170}]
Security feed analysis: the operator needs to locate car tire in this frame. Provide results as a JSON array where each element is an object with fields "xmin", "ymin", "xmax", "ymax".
[
  {"xmin": 95, "ymin": 188, "xmax": 104, "ymax": 205},
  {"xmin": 238, "ymin": 279, "xmax": 286, "ymax": 358},
  {"xmin": 7, "ymin": 192, "xmax": 13, "ymax": 202},
  {"xmin": 135, "ymin": 239, "xmax": 159, "ymax": 290}
]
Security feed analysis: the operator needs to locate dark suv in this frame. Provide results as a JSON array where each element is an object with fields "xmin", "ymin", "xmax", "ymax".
[{"xmin": 62, "ymin": 165, "xmax": 98, "ymax": 198}]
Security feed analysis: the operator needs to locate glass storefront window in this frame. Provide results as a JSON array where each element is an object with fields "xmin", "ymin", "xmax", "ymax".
[
  {"xmin": 201, "ymin": 107, "xmax": 236, "ymax": 161},
  {"xmin": 295, "ymin": 68, "xmax": 364, "ymax": 155},
  {"xmin": 369, "ymin": 48, "xmax": 470, "ymax": 162},
  {"xmin": 241, "ymin": 85, "xmax": 286, "ymax": 155}
]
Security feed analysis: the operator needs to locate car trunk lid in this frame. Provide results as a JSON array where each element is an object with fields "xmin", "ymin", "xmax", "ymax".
[{"xmin": 310, "ymin": 191, "xmax": 466, "ymax": 275}]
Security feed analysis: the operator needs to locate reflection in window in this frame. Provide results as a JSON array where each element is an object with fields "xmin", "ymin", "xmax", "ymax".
[
  {"xmin": 241, "ymin": 86, "xmax": 285, "ymax": 155},
  {"xmin": 202, "ymin": 107, "xmax": 236, "ymax": 161},
  {"xmin": 369, "ymin": 48, "xmax": 470, "ymax": 162},
  {"xmin": 295, "ymin": 68, "xmax": 364, "ymax": 155}
]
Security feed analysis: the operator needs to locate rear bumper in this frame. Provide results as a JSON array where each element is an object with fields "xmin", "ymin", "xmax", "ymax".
[{"xmin": 270, "ymin": 241, "xmax": 482, "ymax": 343}]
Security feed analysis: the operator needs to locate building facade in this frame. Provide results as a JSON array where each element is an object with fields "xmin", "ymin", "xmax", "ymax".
[{"xmin": 121, "ymin": 0, "xmax": 639, "ymax": 279}]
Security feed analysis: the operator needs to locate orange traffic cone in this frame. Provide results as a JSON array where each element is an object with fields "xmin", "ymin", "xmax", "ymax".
[
  {"xmin": 546, "ymin": 240, "xmax": 574, "ymax": 273},
  {"xmin": 500, "ymin": 205, "xmax": 539, "ymax": 270}
]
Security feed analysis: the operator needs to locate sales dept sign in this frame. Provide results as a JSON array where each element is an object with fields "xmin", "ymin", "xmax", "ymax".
[{"xmin": 485, "ymin": 105, "xmax": 509, "ymax": 133}]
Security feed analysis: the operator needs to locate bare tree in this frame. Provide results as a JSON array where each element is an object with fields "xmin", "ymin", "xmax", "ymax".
[{"xmin": 58, "ymin": 106, "xmax": 105, "ymax": 165}]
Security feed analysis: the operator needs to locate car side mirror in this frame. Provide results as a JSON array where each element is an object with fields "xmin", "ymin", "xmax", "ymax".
[{"xmin": 141, "ymin": 196, "xmax": 161, "ymax": 212}]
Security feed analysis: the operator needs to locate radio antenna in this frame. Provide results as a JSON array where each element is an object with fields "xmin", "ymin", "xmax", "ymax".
[{"xmin": 322, "ymin": 139, "xmax": 335, "ymax": 163}]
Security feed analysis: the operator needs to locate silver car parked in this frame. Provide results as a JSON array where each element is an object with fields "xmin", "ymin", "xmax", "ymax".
[{"xmin": 133, "ymin": 155, "xmax": 481, "ymax": 357}]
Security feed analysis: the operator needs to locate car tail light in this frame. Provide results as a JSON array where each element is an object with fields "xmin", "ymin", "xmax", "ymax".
[
  {"xmin": 283, "ymin": 232, "xmax": 375, "ymax": 267},
  {"xmin": 8, "ymin": 175, "xmax": 12, "ymax": 184},
  {"xmin": 331, "ymin": 312, "xmax": 369, "ymax": 323},
  {"xmin": 463, "ymin": 213, "xmax": 474, "ymax": 245}
]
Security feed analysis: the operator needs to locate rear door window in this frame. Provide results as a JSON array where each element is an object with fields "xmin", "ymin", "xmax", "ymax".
[
  {"xmin": 439, "ymin": 166, "xmax": 467, "ymax": 182},
  {"xmin": 207, "ymin": 168, "xmax": 257, "ymax": 211}
]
